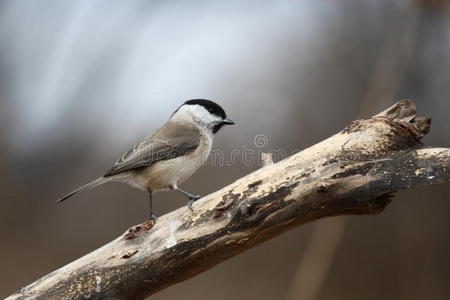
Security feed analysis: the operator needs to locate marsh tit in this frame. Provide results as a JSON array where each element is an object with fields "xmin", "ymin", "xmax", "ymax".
[{"xmin": 57, "ymin": 99, "xmax": 234, "ymax": 220}]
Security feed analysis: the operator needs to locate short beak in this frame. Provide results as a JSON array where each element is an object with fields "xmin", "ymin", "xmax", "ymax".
[{"xmin": 222, "ymin": 118, "xmax": 235, "ymax": 125}]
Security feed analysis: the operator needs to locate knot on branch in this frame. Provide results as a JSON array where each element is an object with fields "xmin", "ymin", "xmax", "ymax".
[
  {"xmin": 123, "ymin": 220, "xmax": 155, "ymax": 240},
  {"xmin": 339, "ymin": 100, "xmax": 432, "ymax": 161},
  {"xmin": 232, "ymin": 182, "xmax": 298, "ymax": 223},
  {"xmin": 374, "ymin": 99, "xmax": 431, "ymax": 140}
]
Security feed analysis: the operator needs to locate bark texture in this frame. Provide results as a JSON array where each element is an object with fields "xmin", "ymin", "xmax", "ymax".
[{"xmin": 8, "ymin": 100, "xmax": 450, "ymax": 300}]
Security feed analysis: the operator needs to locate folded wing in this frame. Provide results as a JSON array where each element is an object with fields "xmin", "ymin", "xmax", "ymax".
[{"xmin": 104, "ymin": 122, "xmax": 201, "ymax": 177}]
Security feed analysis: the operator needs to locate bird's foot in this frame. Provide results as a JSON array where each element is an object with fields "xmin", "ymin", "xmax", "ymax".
[
  {"xmin": 149, "ymin": 213, "xmax": 157, "ymax": 221},
  {"xmin": 187, "ymin": 195, "xmax": 201, "ymax": 211},
  {"xmin": 189, "ymin": 194, "xmax": 201, "ymax": 201}
]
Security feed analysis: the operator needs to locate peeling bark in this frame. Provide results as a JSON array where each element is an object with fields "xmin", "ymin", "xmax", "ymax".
[{"xmin": 8, "ymin": 100, "xmax": 449, "ymax": 300}]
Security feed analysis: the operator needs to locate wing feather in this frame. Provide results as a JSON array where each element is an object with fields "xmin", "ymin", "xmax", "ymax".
[{"xmin": 104, "ymin": 122, "xmax": 201, "ymax": 177}]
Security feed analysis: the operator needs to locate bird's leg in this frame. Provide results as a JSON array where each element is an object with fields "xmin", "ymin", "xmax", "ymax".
[
  {"xmin": 171, "ymin": 185, "xmax": 201, "ymax": 211},
  {"xmin": 147, "ymin": 189, "xmax": 157, "ymax": 221}
]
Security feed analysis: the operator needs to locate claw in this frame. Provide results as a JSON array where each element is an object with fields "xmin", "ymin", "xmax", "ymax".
[
  {"xmin": 189, "ymin": 194, "xmax": 201, "ymax": 201},
  {"xmin": 187, "ymin": 200, "xmax": 194, "ymax": 211},
  {"xmin": 187, "ymin": 195, "xmax": 201, "ymax": 211}
]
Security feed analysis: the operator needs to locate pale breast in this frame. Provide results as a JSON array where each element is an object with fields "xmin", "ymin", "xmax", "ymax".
[{"xmin": 138, "ymin": 132, "xmax": 212, "ymax": 191}]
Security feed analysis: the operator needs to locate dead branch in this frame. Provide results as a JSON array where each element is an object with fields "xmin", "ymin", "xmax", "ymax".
[{"xmin": 8, "ymin": 100, "xmax": 449, "ymax": 300}]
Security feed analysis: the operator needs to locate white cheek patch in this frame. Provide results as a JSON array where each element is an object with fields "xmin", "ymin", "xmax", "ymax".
[{"xmin": 173, "ymin": 105, "xmax": 222, "ymax": 126}]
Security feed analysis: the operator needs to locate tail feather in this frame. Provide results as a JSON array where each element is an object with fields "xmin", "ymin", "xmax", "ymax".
[{"xmin": 57, "ymin": 177, "xmax": 112, "ymax": 203}]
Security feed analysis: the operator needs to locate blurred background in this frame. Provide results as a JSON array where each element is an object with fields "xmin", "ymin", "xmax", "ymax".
[{"xmin": 0, "ymin": 0, "xmax": 449, "ymax": 299}]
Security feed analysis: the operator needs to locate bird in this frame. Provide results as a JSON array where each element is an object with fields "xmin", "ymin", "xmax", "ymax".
[{"xmin": 57, "ymin": 99, "xmax": 235, "ymax": 220}]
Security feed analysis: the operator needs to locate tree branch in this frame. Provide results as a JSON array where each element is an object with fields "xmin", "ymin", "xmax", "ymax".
[{"xmin": 9, "ymin": 100, "xmax": 449, "ymax": 300}]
